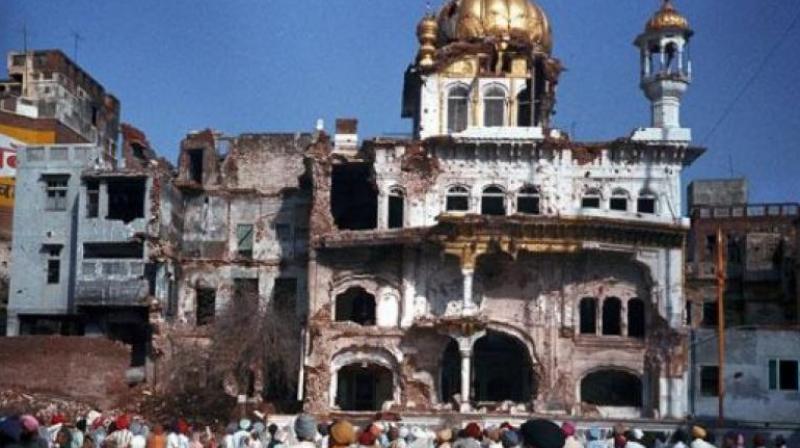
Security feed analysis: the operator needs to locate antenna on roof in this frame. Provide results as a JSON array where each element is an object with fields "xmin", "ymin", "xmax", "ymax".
[
  {"xmin": 70, "ymin": 31, "xmax": 83, "ymax": 63},
  {"xmin": 728, "ymin": 154, "xmax": 735, "ymax": 178},
  {"xmin": 22, "ymin": 24, "xmax": 28, "ymax": 52}
]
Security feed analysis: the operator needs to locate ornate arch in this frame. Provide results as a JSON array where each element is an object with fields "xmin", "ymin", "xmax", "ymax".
[{"xmin": 329, "ymin": 346, "xmax": 403, "ymax": 408}]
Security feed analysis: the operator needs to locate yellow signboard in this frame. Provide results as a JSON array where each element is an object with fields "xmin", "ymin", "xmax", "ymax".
[{"xmin": 0, "ymin": 177, "xmax": 15, "ymax": 208}]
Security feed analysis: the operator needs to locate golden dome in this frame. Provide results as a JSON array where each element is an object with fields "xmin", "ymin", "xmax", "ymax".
[
  {"xmin": 437, "ymin": 0, "xmax": 553, "ymax": 53},
  {"xmin": 646, "ymin": 0, "xmax": 690, "ymax": 32}
]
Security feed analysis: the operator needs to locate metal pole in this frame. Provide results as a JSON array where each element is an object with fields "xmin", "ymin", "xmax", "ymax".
[{"xmin": 716, "ymin": 227, "xmax": 726, "ymax": 425}]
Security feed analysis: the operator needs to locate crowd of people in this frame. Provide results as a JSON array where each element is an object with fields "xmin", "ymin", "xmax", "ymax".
[{"xmin": 0, "ymin": 412, "xmax": 791, "ymax": 448}]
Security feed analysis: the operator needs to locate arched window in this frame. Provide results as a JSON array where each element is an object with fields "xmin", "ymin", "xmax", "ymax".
[
  {"xmin": 517, "ymin": 86, "xmax": 532, "ymax": 127},
  {"xmin": 447, "ymin": 86, "xmax": 469, "ymax": 133},
  {"xmin": 517, "ymin": 185, "xmax": 540, "ymax": 215},
  {"xmin": 579, "ymin": 297, "xmax": 598, "ymax": 334},
  {"xmin": 446, "ymin": 186, "xmax": 470, "ymax": 212},
  {"xmin": 602, "ymin": 297, "xmax": 622, "ymax": 335},
  {"xmin": 628, "ymin": 298, "xmax": 646, "ymax": 338},
  {"xmin": 637, "ymin": 190, "xmax": 657, "ymax": 214},
  {"xmin": 335, "ymin": 287, "xmax": 376, "ymax": 326},
  {"xmin": 582, "ymin": 189, "xmax": 601, "ymax": 209},
  {"xmin": 483, "ymin": 86, "xmax": 506, "ymax": 127},
  {"xmin": 610, "ymin": 189, "xmax": 629, "ymax": 211},
  {"xmin": 581, "ymin": 370, "xmax": 642, "ymax": 407},
  {"xmin": 473, "ymin": 332, "xmax": 535, "ymax": 402},
  {"xmin": 388, "ymin": 187, "xmax": 404, "ymax": 229},
  {"xmin": 481, "ymin": 186, "xmax": 506, "ymax": 216},
  {"xmin": 336, "ymin": 363, "xmax": 393, "ymax": 411}
]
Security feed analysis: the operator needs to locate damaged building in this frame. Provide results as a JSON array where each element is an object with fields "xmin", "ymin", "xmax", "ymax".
[
  {"xmin": 0, "ymin": 49, "xmax": 121, "ymax": 335},
  {"xmin": 5, "ymin": 124, "xmax": 180, "ymax": 379},
  {"xmin": 5, "ymin": 0, "xmax": 722, "ymax": 422},
  {"xmin": 299, "ymin": 0, "xmax": 702, "ymax": 419},
  {"xmin": 685, "ymin": 178, "xmax": 800, "ymax": 423}
]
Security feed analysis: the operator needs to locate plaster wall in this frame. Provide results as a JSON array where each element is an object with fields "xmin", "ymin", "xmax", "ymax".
[{"xmin": 691, "ymin": 328, "xmax": 800, "ymax": 423}]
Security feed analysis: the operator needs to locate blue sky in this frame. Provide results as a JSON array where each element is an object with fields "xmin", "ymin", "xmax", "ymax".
[{"xmin": 1, "ymin": 1, "xmax": 799, "ymax": 202}]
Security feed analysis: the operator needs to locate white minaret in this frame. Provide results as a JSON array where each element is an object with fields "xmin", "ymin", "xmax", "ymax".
[{"xmin": 632, "ymin": 0, "xmax": 693, "ymax": 142}]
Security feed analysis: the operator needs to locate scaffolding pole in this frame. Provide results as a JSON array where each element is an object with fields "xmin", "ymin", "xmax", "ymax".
[{"xmin": 715, "ymin": 227, "xmax": 726, "ymax": 425}]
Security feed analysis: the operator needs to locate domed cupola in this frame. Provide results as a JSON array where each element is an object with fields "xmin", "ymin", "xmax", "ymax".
[
  {"xmin": 436, "ymin": 0, "xmax": 553, "ymax": 53},
  {"xmin": 404, "ymin": 0, "xmax": 563, "ymax": 140},
  {"xmin": 646, "ymin": 0, "xmax": 691, "ymax": 34}
]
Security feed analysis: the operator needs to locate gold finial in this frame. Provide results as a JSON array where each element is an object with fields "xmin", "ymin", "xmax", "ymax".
[
  {"xmin": 646, "ymin": 0, "xmax": 690, "ymax": 32},
  {"xmin": 417, "ymin": 15, "xmax": 439, "ymax": 68}
]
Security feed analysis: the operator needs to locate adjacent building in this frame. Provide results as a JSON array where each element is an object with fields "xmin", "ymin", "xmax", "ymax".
[
  {"xmin": 686, "ymin": 178, "xmax": 800, "ymax": 424},
  {"xmin": 0, "ymin": 49, "xmax": 120, "ymax": 334},
  {"xmin": 5, "ymin": 125, "xmax": 179, "ymax": 374}
]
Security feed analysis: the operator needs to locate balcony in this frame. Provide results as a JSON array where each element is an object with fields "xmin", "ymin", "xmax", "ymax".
[{"xmin": 75, "ymin": 278, "xmax": 149, "ymax": 307}]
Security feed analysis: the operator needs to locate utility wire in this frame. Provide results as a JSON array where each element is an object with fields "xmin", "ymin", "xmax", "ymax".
[{"xmin": 701, "ymin": 5, "xmax": 800, "ymax": 145}]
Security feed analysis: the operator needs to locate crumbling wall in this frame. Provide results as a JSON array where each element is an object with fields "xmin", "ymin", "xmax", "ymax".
[
  {"xmin": 0, "ymin": 336, "xmax": 131, "ymax": 409},
  {"xmin": 222, "ymin": 134, "xmax": 312, "ymax": 193}
]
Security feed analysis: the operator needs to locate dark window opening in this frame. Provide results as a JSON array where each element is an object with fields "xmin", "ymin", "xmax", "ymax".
[
  {"xmin": 700, "ymin": 366, "xmax": 719, "ymax": 397},
  {"xmin": 777, "ymin": 360, "xmax": 799, "ymax": 391},
  {"xmin": 581, "ymin": 370, "xmax": 642, "ymax": 407},
  {"xmin": 686, "ymin": 300, "xmax": 693, "ymax": 325},
  {"xmin": 131, "ymin": 143, "xmax": 146, "ymax": 161},
  {"xmin": 446, "ymin": 186, "xmax": 470, "ymax": 212},
  {"xmin": 86, "ymin": 180, "xmax": 99, "ymax": 218},
  {"xmin": 610, "ymin": 195, "xmax": 628, "ymax": 211},
  {"xmin": 517, "ymin": 186, "xmax": 540, "ymax": 215},
  {"xmin": 638, "ymin": 196, "xmax": 656, "ymax": 214},
  {"xmin": 272, "ymin": 277, "xmax": 297, "ymax": 314},
  {"xmin": 145, "ymin": 263, "xmax": 157, "ymax": 296},
  {"xmin": 84, "ymin": 242, "xmax": 143, "ymax": 259},
  {"xmin": 237, "ymin": 224, "xmax": 254, "ymax": 259},
  {"xmin": 705, "ymin": 234, "xmax": 716, "ymax": 257},
  {"xmin": 440, "ymin": 340, "xmax": 461, "ymax": 403},
  {"xmin": 196, "ymin": 288, "xmax": 216, "ymax": 326},
  {"xmin": 579, "ymin": 297, "xmax": 597, "ymax": 334},
  {"xmin": 188, "ymin": 149, "xmax": 204, "ymax": 184},
  {"xmin": 481, "ymin": 186, "xmax": 506, "ymax": 216},
  {"xmin": 517, "ymin": 85, "xmax": 532, "ymax": 127},
  {"xmin": 336, "ymin": 364, "xmax": 393, "ymax": 411},
  {"xmin": 582, "ymin": 194, "xmax": 601, "ymax": 209},
  {"xmin": 275, "ymin": 223, "xmax": 291, "ymax": 241},
  {"xmin": 627, "ymin": 298, "xmax": 646, "ymax": 338},
  {"xmin": 473, "ymin": 332, "xmax": 535, "ymax": 402},
  {"xmin": 702, "ymin": 301, "xmax": 718, "ymax": 327},
  {"xmin": 483, "ymin": 86, "xmax": 506, "ymax": 127},
  {"xmin": 234, "ymin": 278, "xmax": 259, "ymax": 303},
  {"xmin": 45, "ymin": 175, "xmax": 69, "ymax": 211},
  {"xmin": 388, "ymin": 190, "xmax": 404, "ymax": 229},
  {"xmin": 331, "ymin": 164, "xmax": 378, "ymax": 230},
  {"xmin": 335, "ymin": 287, "xmax": 376, "ymax": 326},
  {"xmin": 447, "ymin": 86, "xmax": 469, "ymax": 133},
  {"xmin": 47, "ymin": 259, "xmax": 60, "ymax": 284},
  {"xmin": 107, "ymin": 179, "xmax": 146, "ymax": 223},
  {"xmin": 602, "ymin": 297, "xmax": 622, "ymax": 335}
]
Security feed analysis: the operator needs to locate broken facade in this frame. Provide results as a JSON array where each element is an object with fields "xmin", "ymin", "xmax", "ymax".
[
  {"xmin": 5, "ymin": 0, "xmax": 719, "ymax": 422},
  {"xmin": 301, "ymin": 0, "xmax": 701, "ymax": 420},
  {"xmin": 685, "ymin": 178, "xmax": 800, "ymax": 422},
  {"xmin": 0, "ymin": 49, "xmax": 121, "ymax": 336},
  {"xmin": 6, "ymin": 124, "xmax": 179, "ymax": 380}
]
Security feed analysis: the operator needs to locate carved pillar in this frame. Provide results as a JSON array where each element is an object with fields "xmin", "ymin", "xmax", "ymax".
[
  {"xmin": 462, "ymin": 268, "xmax": 476, "ymax": 314},
  {"xmin": 377, "ymin": 189, "xmax": 388, "ymax": 230},
  {"xmin": 454, "ymin": 330, "xmax": 486, "ymax": 412}
]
